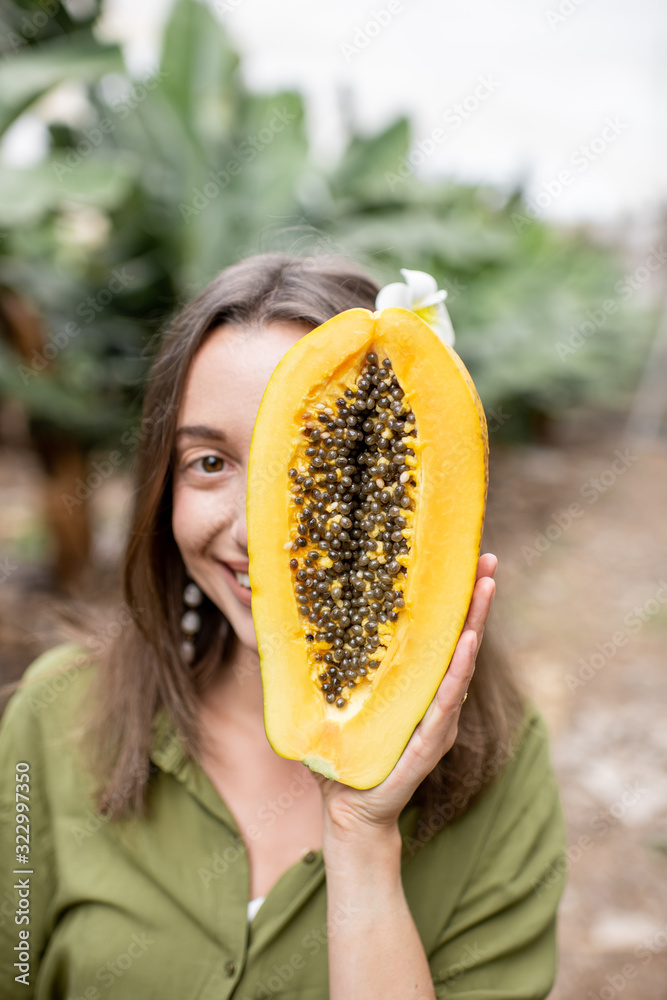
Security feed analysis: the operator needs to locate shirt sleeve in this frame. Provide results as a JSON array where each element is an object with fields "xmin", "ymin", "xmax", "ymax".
[
  {"xmin": 428, "ymin": 710, "xmax": 567, "ymax": 999},
  {"xmin": 0, "ymin": 645, "xmax": 80, "ymax": 999}
]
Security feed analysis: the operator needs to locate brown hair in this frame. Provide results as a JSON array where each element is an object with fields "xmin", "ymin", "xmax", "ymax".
[{"xmin": 77, "ymin": 252, "xmax": 524, "ymax": 831}]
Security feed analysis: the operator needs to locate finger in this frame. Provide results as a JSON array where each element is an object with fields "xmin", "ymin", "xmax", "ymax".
[
  {"xmin": 435, "ymin": 628, "xmax": 477, "ymax": 712},
  {"xmin": 417, "ymin": 628, "xmax": 476, "ymax": 732},
  {"xmin": 476, "ymin": 552, "xmax": 498, "ymax": 581},
  {"xmin": 421, "ymin": 574, "xmax": 492, "ymax": 731},
  {"xmin": 463, "ymin": 575, "xmax": 496, "ymax": 641},
  {"xmin": 427, "ymin": 572, "xmax": 495, "ymax": 726},
  {"xmin": 382, "ymin": 630, "xmax": 478, "ymax": 792}
]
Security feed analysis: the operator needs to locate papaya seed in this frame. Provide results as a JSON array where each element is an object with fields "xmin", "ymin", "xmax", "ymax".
[{"xmin": 285, "ymin": 351, "xmax": 414, "ymax": 707}]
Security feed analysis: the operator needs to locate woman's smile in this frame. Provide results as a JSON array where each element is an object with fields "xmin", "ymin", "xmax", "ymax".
[
  {"xmin": 171, "ymin": 320, "xmax": 307, "ymax": 649},
  {"xmin": 218, "ymin": 559, "xmax": 253, "ymax": 607}
]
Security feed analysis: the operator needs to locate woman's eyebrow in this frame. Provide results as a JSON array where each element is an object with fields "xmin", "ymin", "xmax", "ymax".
[{"xmin": 175, "ymin": 425, "xmax": 227, "ymax": 441}]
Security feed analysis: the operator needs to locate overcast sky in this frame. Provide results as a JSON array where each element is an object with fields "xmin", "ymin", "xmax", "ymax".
[{"xmin": 65, "ymin": 0, "xmax": 667, "ymax": 226}]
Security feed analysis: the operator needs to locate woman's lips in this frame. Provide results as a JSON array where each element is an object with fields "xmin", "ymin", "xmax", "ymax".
[{"xmin": 219, "ymin": 561, "xmax": 252, "ymax": 607}]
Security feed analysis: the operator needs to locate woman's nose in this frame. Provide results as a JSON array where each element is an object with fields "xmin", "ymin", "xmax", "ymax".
[{"xmin": 230, "ymin": 491, "xmax": 248, "ymax": 552}]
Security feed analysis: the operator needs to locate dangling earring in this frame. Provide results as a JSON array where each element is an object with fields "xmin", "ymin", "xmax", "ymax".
[{"xmin": 180, "ymin": 580, "xmax": 203, "ymax": 663}]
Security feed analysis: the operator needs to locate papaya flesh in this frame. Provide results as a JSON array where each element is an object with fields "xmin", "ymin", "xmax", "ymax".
[{"xmin": 247, "ymin": 307, "xmax": 488, "ymax": 788}]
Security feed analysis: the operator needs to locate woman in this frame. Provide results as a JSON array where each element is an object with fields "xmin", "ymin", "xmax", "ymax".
[{"xmin": 0, "ymin": 254, "xmax": 565, "ymax": 999}]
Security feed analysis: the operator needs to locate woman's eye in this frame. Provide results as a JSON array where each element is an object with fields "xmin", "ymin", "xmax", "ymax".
[{"xmin": 195, "ymin": 455, "xmax": 226, "ymax": 473}]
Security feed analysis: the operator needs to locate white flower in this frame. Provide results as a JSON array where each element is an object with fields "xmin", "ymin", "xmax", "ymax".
[{"xmin": 375, "ymin": 268, "xmax": 455, "ymax": 347}]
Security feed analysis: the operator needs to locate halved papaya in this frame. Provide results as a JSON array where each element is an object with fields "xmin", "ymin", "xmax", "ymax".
[{"xmin": 247, "ymin": 307, "xmax": 488, "ymax": 788}]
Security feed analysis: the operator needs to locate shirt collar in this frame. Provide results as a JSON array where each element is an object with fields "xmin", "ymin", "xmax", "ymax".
[{"xmin": 149, "ymin": 704, "xmax": 421, "ymax": 848}]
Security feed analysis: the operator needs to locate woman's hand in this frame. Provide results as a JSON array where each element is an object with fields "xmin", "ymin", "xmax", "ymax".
[{"xmin": 312, "ymin": 553, "xmax": 498, "ymax": 842}]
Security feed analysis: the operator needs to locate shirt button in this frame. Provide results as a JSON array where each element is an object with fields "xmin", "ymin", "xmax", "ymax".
[
  {"xmin": 225, "ymin": 961, "xmax": 236, "ymax": 977},
  {"xmin": 303, "ymin": 850, "xmax": 317, "ymax": 863}
]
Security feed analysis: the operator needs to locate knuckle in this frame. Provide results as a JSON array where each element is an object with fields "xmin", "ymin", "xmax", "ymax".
[
  {"xmin": 412, "ymin": 732, "xmax": 434, "ymax": 766},
  {"xmin": 445, "ymin": 724, "xmax": 459, "ymax": 750}
]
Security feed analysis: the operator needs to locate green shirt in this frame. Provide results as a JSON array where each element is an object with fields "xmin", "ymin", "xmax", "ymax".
[{"xmin": 0, "ymin": 644, "xmax": 566, "ymax": 999}]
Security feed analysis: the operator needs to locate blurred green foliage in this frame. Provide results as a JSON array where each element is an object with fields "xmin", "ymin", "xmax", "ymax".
[{"xmin": 0, "ymin": 0, "xmax": 654, "ymax": 447}]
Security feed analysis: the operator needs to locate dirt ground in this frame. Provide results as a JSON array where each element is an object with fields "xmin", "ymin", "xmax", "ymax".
[
  {"xmin": 1, "ymin": 413, "xmax": 666, "ymax": 999},
  {"xmin": 487, "ymin": 415, "xmax": 667, "ymax": 1000}
]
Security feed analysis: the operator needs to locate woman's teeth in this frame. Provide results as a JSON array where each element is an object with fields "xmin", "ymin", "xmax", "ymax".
[{"xmin": 235, "ymin": 571, "xmax": 251, "ymax": 589}]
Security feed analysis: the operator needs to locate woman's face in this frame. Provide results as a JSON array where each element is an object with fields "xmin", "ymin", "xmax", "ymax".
[{"xmin": 172, "ymin": 321, "xmax": 307, "ymax": 652}]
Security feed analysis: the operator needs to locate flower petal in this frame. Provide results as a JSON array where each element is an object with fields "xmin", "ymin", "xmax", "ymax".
[
  {"xmin": 376, "ymin": 268, "xmax": 456, "ymax": 346},
  {"xmin": 414, "ymin": 302, "xmax": 456, "ymax": 347},
  {"xmin": 375, "ymin": 282, "xmax": 411, "ymax": 311},
  {"xmin": 417, "ymin": 289, "xmax": 448, "ymax": 308},
  {"xmin": 400, "ymin": 268, "xmax": 438, "ymax": 304}
]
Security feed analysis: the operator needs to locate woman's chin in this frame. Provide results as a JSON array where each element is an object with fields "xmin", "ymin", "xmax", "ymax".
[{"xmin": 224, "ymin": 611, "xmax": 259, "ymax": 655}]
